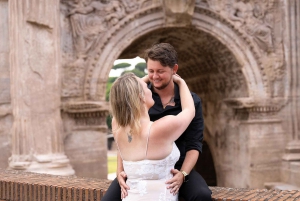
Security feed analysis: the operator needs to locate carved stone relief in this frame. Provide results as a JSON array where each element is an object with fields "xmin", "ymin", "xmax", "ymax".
[
  {"xmin": 61, "ymin": 0, "xmax": 144, "ymax": 98},
  {"xmin": 202, "ymin": 0, "xmax": 285, "ymax": 97},
  {"xmin": 63, "ymin": 101, "xmax": 109, "ymax": 130},
  {"xmin": 162, "ymin": 0, "xmax": 196, "ymax": 25}
]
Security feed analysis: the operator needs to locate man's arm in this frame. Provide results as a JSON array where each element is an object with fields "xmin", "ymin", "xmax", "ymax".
[{"xmin": 180, "ymin": 149, "xmax": 199, "ymax": 175}]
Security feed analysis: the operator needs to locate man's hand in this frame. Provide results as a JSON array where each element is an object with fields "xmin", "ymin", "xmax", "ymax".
[
  {"xmin": 165, "ymin": 169, "xmax": 184, "ymax": 195},
  {"xmin": 117, "ymin": 171, "xmax": 130, "ymax": 199}
]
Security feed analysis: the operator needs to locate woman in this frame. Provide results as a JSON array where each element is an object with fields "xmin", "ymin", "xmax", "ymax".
[{"xmin": 109, "ymin": 72, "xmax": 195, "ymax": 200}]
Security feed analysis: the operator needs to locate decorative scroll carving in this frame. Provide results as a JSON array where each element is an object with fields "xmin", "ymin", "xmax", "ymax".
[
  {"xmin": 63, "ymin": 101, "xmax": 109, "ymax": 128},
  {"xmin": 63, "ymin": 101, "xmax": 108, "ymax": 113},
  {"xmin": 224, "ymin": 97, "xmax": 285, "ymax": 120}
]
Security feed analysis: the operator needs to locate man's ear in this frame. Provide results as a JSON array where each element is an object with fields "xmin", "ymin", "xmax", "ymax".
[{"xmin": 173, "ymin": 64, "xmax": 178, "ymax": 74}]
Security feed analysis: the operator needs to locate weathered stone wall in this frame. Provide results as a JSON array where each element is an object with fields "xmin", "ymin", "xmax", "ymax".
[{"xmin": 0, "ymin": 0, "xmax": 11, "ymax": 170}]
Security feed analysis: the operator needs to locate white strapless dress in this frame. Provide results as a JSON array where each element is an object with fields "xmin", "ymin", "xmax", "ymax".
[{"xmin": 122, "ymin": 142, "xmax": 180, "ymax": 201}]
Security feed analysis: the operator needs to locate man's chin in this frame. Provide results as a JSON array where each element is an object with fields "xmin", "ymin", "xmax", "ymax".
[{"xmin": 153, "ymin": 84, "xmax": 167, "ymax": 90}]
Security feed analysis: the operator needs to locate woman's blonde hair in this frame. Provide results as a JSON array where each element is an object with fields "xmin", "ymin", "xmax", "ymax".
[{"xmin": 109, "ymin": 73, "xmax": 145, "ymax": 134}]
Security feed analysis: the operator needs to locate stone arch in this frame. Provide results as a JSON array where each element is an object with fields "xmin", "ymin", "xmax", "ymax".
[
  {"xmin": 63, "ymin": 2, "xmax": 288, "ymax": 188},
  {"xmin": 86, "ymin": 5, "xmax": 268, "ymax": 101},
  {"xmin": 78, "ymin": 5, "xmax": 273, "ymax": 187}
]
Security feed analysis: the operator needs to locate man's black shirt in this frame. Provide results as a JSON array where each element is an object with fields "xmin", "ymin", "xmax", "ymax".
[{"xmin": 148, "ymin": 83, "xmax": 204, "ymax": 169}]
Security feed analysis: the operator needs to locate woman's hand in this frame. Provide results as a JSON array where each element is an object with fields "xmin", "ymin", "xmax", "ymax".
[
  {"xmin": 141, "ymin": 75, "xmax": 150, "ymax": 83},
  {"xmin": 172, "ymin": 74, "xmax": 182, "ymax": 84},
  {"xmin": 117, "ymin": 171, "xmax": 130, "ymax": 199}
]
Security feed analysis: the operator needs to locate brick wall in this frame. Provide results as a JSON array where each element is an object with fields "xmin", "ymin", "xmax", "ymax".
[{"xmin": 0, "ymin": 169, "xmax": 299, "ymax": 201}]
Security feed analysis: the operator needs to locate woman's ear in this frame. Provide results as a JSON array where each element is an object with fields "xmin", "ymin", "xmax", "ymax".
[{"xmin": 139, "ymin": 93, "xmax": 145, "ymax": 103}]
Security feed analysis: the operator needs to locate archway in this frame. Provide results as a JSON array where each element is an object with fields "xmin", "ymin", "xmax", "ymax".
[
  {"xmin": 85, "ymin": 6, "xmax": 267, "ymax": 187},
  {"xmin": 61, "ymin": 1, "xmax": 287, "ymax": 188}
]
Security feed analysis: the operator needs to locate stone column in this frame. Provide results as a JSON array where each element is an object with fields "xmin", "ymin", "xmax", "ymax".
[
  {"xmin": 224, "ymin": 98, "xmax": 286, "ymax": 188},
  {"xmin": 62, "ymin": 102, "xmax": 109, "ymax": 179},
  {"xmin": 8, "ymin": 0, "xmax": 74, "ymax": 175},
  {"xmin": 281, "ymin": 0, "xmax": 300, "ymax": 162}
]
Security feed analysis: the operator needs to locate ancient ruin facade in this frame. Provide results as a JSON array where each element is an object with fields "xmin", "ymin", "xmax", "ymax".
[{"xmin": 0, "ymin": 0, "xmax": 299, "ymax": 189}]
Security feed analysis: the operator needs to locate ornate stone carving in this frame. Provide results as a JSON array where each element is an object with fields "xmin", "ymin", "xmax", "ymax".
[
  {"xmin": 162, "ymin": 0, "xmax": 196, "ymax": 25},
  {"xmin": 64, "ymin": 0, "xmax": 125, "ymax": 60},
  {"xmin": 63, "ymin": 101, "xmax": 109, "ymax": 130},
  {"xmin": 224, "ymin": 97, "xmax": 284, "ymax": 120},
  {"xmin": 198, "ymin": 0, "xmax": 285, "ymax": 97},
  {"xmin": 61, "ymin": 0, "xmax": 142, "ymax": 98},
  {"xmin": 228, "ymin": 0, "xmax": 274, "ymax": 52}
]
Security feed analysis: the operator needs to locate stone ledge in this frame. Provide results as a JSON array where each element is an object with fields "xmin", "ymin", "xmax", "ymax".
[{"xmin": 0, "ymin": 169, "xmax": 300, "ymax": 201}]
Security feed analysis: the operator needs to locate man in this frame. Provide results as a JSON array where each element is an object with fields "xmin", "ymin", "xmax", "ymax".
[{"xmin": 103, "ymin": 43, "xmax": 212, "ymax": 201}]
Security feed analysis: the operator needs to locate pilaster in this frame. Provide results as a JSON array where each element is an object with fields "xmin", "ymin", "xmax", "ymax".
[
  {"xmin": 8, "ymin": 0, "xmax": 74, "ymax": 175},
  {"xmin": 224, "ymin": 98, "xmax": 286, "ymax": 188}
]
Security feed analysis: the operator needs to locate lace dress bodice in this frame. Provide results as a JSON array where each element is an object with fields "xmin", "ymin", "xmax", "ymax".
[
  {"xmin": 116, "ymin": 123, "xmax": 180, "ymax": 201},
  {"xmin": 123, "ymin": 143, "xmax": 180, "ymax": 201}
]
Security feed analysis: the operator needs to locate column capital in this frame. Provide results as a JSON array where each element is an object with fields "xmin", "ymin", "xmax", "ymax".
[
  {"xmin": 223, "ymin": 97, "xmax": 285, "ymax": 121},
  {"xmin": 62, "ymin": 101, "xmax": 109, "ymax": 131}
]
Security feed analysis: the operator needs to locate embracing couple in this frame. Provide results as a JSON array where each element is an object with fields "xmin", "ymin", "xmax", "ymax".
[{"xmin": 103, "ymin": 43, "xmax": 212, "ymax": 201}]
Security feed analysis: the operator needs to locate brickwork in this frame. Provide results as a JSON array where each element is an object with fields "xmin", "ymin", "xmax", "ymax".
[
  {"xmin": 0, "ymin": 169, "xmax": 300, "ymax": 201},
  {"xmin": 211, "ymin": 187, "xmax": 300, "ymax": 201},
  {"xmin": 0, "ymin": 169, "xmax": 111, "ymax": 201}
]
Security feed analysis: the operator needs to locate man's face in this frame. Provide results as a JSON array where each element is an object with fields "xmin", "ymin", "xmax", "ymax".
[{"xmin": 147, "ymin": 59, "xmax": 175, "ymax": 90}]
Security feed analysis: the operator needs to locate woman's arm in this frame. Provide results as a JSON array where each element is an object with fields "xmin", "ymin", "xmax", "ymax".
[
  {"xmin": 156, "ymin": 75, "xmax": 195, "ymax": 142},
  {"xmin": 173, "ymin": 75, "xmax": 195, "ymax": 119},
  {"xmin": 141, "ymin": 75, "xmax": 149, "ymax": 83}
]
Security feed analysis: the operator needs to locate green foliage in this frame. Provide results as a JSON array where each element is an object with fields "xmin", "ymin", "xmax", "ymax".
[
  {"xmin": 106, "ymin": 114, "xmax": 112, "ymax": 130},
  {"xmin": 112, "ymin": 62, "xmax": 131, "ymax": 70},
  {"xmin": 135, "ymin": 62, "xmax": 146, "ymax": 72},
  {"xmin": 108, "ymin": 77, "xmax": 118, "ymax": 83}
]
